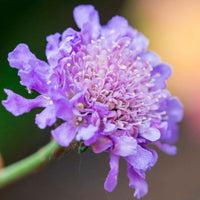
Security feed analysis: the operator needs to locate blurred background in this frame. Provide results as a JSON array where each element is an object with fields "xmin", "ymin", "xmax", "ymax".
[{"xmin": 0, "ymin": 0, "xmax": 200, "ymax": 199}]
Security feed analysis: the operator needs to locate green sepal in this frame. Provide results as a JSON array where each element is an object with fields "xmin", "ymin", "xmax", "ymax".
[{"xmin": 78, "ymin": 143, "xmax": 88, "ymax": 154}]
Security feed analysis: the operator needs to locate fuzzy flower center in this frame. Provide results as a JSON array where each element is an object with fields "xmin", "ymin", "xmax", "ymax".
[{"xmin": 62, "ymin": 37, "xmax": 167, "ymax": 128}]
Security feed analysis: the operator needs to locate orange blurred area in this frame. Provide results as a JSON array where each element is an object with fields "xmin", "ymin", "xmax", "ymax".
[
  {"xmin": 123, "ymin": 0, "xmax": 200, "ymax": 135},
  {"xmin": 0, "ymin": 154, "xmax": 4, "ymax": 170}
]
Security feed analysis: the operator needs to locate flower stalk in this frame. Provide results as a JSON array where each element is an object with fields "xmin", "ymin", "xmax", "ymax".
[{"xmin": 0, "ymin": 140, "xmax": 61, "ymax": 188}]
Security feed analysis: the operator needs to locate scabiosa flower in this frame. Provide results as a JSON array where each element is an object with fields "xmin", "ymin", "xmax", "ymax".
[{"xmin": 2, "ymin": 5, "xmax": 183, "ymax": 198}]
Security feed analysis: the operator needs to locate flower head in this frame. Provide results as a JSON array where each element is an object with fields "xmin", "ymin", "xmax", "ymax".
[{"xmin": 2, "ymin": 5, "xmax": 183, "ymax": 198}]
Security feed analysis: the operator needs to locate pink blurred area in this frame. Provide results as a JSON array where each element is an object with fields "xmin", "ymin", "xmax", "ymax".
[{"xmin": 123, "ymin": 0, "xmax": 200, "ymax": 140}]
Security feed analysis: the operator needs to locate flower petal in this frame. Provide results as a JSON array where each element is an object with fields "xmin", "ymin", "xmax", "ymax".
[
  {"xmin": 93, "ymin": 102, "xmax": 109, "ymax": 116},
  {"xmin": 103, "ymin": 122, "xmax": 116, "ymax": 134},
  {"xmin": 8, "ymin": 43, "xmax": 35, "ymax": 70},
  {"xmin": 104, "ymin": 153, "xmax": 120, "ymax": 192},
  {"xmin": 46, "ymin": 33, "xmax": 61, "ymax": 67},
  {"xmin": 92, "ymin": 136, "xmax": 113, "ymax": 153},
  {"xmin": 139, "ymin": 122, "xmax": 160, "ymax": 141},
  {"xmin": 90, "ymin": 111, "xmax": 100, "ymax": 128},
  {"xmin": 8, "ymin": 44, "xmax": 50, "ymax": 93},
  {"xmin": 2, "ymin": 89, "xmax": 48, "ymax": 116},
  {"xmin": 145, "ymin": 147, "xmax": 158, "ymax": 167},
  {"xmin": 167, "ymin": 98, "xmax": 183, "ymax": 123},
  {"xmin": 49, "ymin": 89, "xmax": 74, "ymax": 121},
  {"xmin": 140, "ymin": 128, "xmax": 161, "ymax": 142},
  {"xmin": 125, "ymin": 145, "xmax": 156, "ymax": 171},
  {"xmin": 51, "ymin": 121, "xmax": 76, "ymax": 147},
  {"xmin": 151, "ymin": 63, "xmax": 172, "ymax": 90},
  {"xmin": 160, "ymin": 122, "xmax": 179, "ymax": 144},
  {"xmin": 130, "ymin": 32, "xmax": 149, "ymax": 55},
  {"xmin": 155, "ymin": 141, "xmax": 177, "ymax": 155},
  {"xmin": 106, "ymin": 16, "xmax": 129, "ymax": 38},
  {"xmin": 140, "ymin": 51, "xmax": 161, "ymax": 67},
  {"xmin": 76, "ymin": 124, "xmax": 98, "ymax": 141},
  {"xmin": 54, "ymin": 99, "xmax": 73, "ymax": 121},
  {"xmin": 73, "ymin": 5, "xmax": 100, "ymax": 39},
  {"xmin": 61, "ymin": 28, "xmax": 81, "ymax": 54},
  {"xmin": 35, "ymin": 105, "xmax": 57, "ymax": 129},
  {"xmin": 112, "ymin": 136, "xmax": 137, "ymax": 156},
  {"xmin": 127, "ymin": 164, "xmax": 148, "ymax": 199}
]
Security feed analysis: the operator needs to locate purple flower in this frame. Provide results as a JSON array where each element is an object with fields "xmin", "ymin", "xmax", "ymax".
[{"xmin": 2, "ymin": 5, "xmax": 183, "ymax": 198}]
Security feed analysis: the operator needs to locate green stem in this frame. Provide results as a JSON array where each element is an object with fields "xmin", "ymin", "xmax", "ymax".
[{"xmin": 0, "ymin": 140, "xmax": 61, "ymax": 188}]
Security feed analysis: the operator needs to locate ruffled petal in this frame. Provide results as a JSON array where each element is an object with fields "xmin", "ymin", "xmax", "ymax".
[
  {"xmin": 105, "ymin": 16, "xmax": 129, "ymax": 40},
  {"xmin": 140, "ymin": 51, "xmax": 161, "ymax": 67},
  {"xmin": 46, "ymin": 33, "xmax": 62, "ymax": 67},
  {"xmin": 35, "ymin": 104, "xmax": 57, "ymax": 129},
  {"xmin": 139, "ymin": 122, "xmax": 160, "ymax": 141},
  {"xmin": 160, "ymin": 122, "xmax": 179, "ymax": 144},
  {"xmin": 8, "ymin": 44, "xmax": 50, "ymax": 93},
  {"xmin": 92, "ymin": 136, "xmax": 113, "ymax": 153},
  {"xmin": 76, "ymin": 124, "xmax": 98, "ymax": 141},
  {"xmin": 102, "ymin": 17, "xmax": 148, "ymax": 55},
  {"xmin": 125, "ymin": 145, "xmax": 156, "ymax": 171},
  {"xmin": 61, "ymin": 28, "xmax": 81, "ymax": 53},
  {"xmin": 130, "ymin": 32, "xmax": 149, "ymax": 55},
  {"xmin": 62, "ymin": 28, "xmax": 80, "ymax": 41},
  {"xmin": 51, "ymin": 121, "xmax": 76, "ymax": 147},
  {"xmin": 155, "ymin": 141, "xmax": 177, "ymax": 155},
  {"xmin": 50, "ymin": 89, "xmax": 74, "ymax": 121},
  {"xmin": 2, "ymin": 89, "xmax": 48, "ymax": 116},
  {"xmin": 140, "ymin": 128, "xmax": 161, "ymax": 142},
  {"xmin": 54, "ymin": 99, "xmax": 73, "ymax": 121},
  {"xmin": 112, "ymin": 136, "xmax": 137, "ymax": 156},
  {"xmin": 8, "ymin": 44, "xmax": 35, "ymax": 70},
  {"xmin": 151, "ymin": 63, "xmax": 172, "ymax": 90},
  {"xmin": 93, "ymin": 102, "xmax": 109, "ymax": 117},
  {"xmin": 104, "ymin": 153, "xmax": 120, "ymax": 192},
  {"xmin": 103, "ymin": 122, "xmax": 116, "ymax": 134},
  {"xmin": 127, "ymin": 164, "xmax": 148, "ymax": 199},
  {"xmin": 167, "ymin": 98, "xmax": 183, "ymax": 123},
  {"xmin": 145, "ymin": 147, "xmax": 158, "ymax": 167},
  {"xmin": 73, "ymin": 5, "xmax": 100, "ymax": 39},
  {"xmin": 90, "ymin": 111, "xmax": 100, "ymax": 127}
]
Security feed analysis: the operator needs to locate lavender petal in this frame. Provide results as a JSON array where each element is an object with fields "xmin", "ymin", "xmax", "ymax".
[
  {"xmin": 51, "ymin": 121, "xmax": 76, "ymax": 147},
  {"xmin": 127, "ymin": 164, "xmax": 148, "ymax": 199},
  {"xmin": 104, "ymin": 153, "xmax": 120, "ymax": 192},
  {"xmin": 2, "ymin": 89, "xmax": 48, "ymax": 116},
  {"xmin": 8, "ymin": 44, "xmax": 50, "ymax": 93}
]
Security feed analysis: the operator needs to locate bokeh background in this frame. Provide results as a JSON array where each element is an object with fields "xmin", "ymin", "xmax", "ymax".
[{"xmin": 0, "ymin": 0, "xmax": 200, "ymax": 199}]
